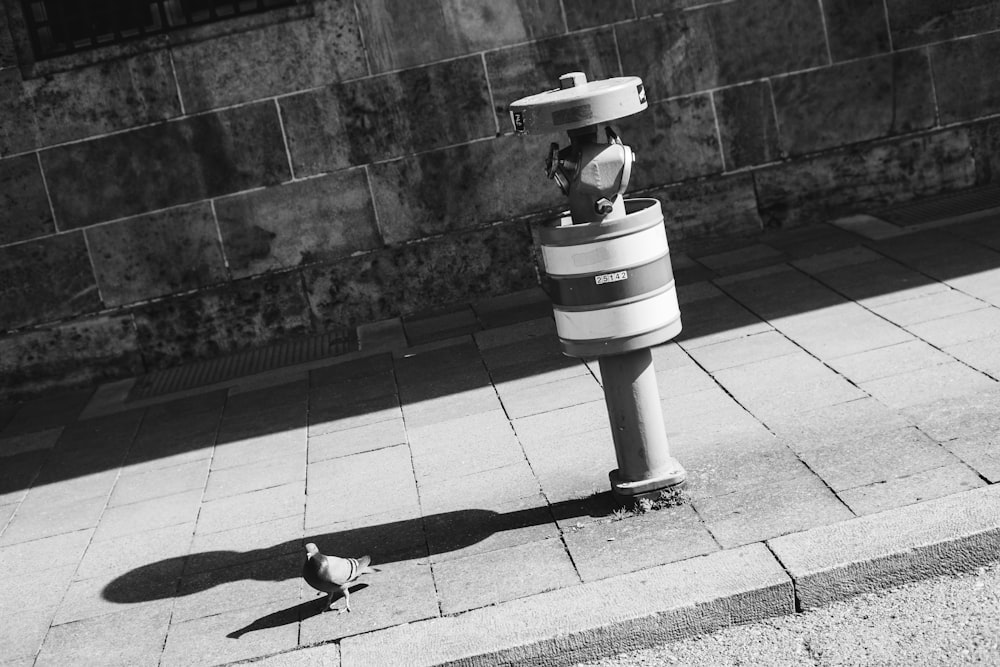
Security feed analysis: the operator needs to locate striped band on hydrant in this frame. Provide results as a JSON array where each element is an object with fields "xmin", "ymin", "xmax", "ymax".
[{"xmin": 538, "ymin": 198, "xmax": 681, "ymax": 357}]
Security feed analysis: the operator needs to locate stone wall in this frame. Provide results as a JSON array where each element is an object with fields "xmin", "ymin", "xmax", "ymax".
[{"xmin": 2, "ymin": 0, "xmax": 1000, "ymax": 396}]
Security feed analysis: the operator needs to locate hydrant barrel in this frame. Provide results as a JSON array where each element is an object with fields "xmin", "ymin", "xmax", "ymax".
[{"xmin": 537, "ymin": 198, "xmax": 681, "ymax": 358}]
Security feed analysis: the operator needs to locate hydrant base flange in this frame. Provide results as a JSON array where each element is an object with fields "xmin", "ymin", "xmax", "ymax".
[{"xmin": 609, "ymin": 466, "xmax": 686, "ymax": 500}]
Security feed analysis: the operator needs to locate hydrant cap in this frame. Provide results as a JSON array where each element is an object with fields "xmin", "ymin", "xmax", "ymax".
[{"xmin": 508, "ymin": 75, "xmax": 648, "ymax": 135}]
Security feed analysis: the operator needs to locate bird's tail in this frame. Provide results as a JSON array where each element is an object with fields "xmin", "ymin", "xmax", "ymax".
[{"xmin": 356, "ymin": 555, "xmax": 379, "ymax": 575}]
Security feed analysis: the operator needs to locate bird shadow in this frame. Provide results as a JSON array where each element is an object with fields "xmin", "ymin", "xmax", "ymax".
[{"xmin": 226, "ymin": 584, "xmax": 369, "ymax": 639}]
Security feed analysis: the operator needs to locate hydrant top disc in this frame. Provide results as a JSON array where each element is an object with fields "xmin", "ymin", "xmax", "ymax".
[{"xmin": 509, "ymin": 76, "xmax": 648, "ymax": 135}]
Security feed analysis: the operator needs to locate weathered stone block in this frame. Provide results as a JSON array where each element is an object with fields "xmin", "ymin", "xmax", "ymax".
[
  {"xmin": 358, "ymin": 0, "xmax": 565, "ymax": 74},
  {"xmin": 564, "ymin": 0, "xmax": 635, "ymax": 30},
  {"xmin": 886, "ymin": 0, "xmax": 1000, "ymax": 49},
  {"xmin": 0, "ymin": 154, "xmax": 53, "ymax": 245},
  {"xmin": 619, "ymin": 94, "xmax": 723, "ymax": 186},
  {"xmin": 619, "ymin": 0, "xmax": 827, "ymax": 100},
  {"xmin": 171, "ymin": 1, "xmax": 367, "ymax": 112},
  {"xmin": 635, "ymin": 0, "xmax": 728, "ymax": 13},
  {"xmin": 0, "ymin": 232, "xmax": 99, "ymax": 330},
  {"xmin": 0, "ymin": 20, "xmax": 15, "ymax": 69},
  {"xmin": 280, "ymin": 55, "xmax": 494, "ymax": 176},
  {"xmin": 216, "ymin": 169, "xmax": 379, "ymax": 279},
  {"xmin": 486, "ymin": 29, "xmax": 620, "ymax": 127},
  {"xmin": 714, "ymin": 81, "xmax": 782, "ymax": 170},
  {"xmin": 772, "ymin": 51, "xmax": 935, "ymax": 156},
  {"xmin": 0, "ymin": 69, "xmax": 37, "ymax": 157},
  {"xmin": 755, "ymin": 128, "xmax": 978, "ymax": 228},
  {"xmin": 304, "ymin": 222, "xmax": 536, "ymax": 328},
  {"xmin": 369, "ymin": 134, "xmax": 562, "ymax": 245},
  {"xmin": 26, "ymin": 51, "xmax": 180, "ymax": 147},
  {"xmin": 132, "ymin": 271, "xmax": 313, "ymax": 369},
  {"xmin": 932, "ymin": 31, "xmax": 1000, "ymax": 124},
  {"xmin": 85, "ymin": 202, "xmax": 227, "ymax": 307},
  {"xmin": 822, "ymin": 0, "xmax": 891, "ymax": 61},
  {"xmin": 0, "ymin": 315, "xmax": 143, "ymax": 397},
  {"xmin": 43, "ymin": 102, "xmax": 288, "ymax": 229},
  {"xmin": 644, "ymin": 173, "xmax": 763, "ymax": 244}
]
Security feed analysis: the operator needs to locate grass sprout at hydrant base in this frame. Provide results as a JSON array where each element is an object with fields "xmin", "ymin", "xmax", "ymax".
[{"xmin": 611, "ymin": 486, "xmax": 691, "ymax": 520}]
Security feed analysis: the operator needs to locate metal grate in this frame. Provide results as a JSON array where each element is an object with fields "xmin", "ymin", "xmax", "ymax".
[
  {"xmin": 872, "ymin": 183, "xmax": 1000, "ymax": 227},
  {"xmin": 126, "ymin": 330, "xmax": 356, "ymax": 401},
  {"xmin": 20, "ymin": 0, "xmax": 296, "ymax": 60}
]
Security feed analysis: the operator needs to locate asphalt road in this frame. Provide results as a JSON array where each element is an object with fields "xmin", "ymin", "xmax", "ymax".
[{"xmin": 577, "ymin": 560, "xmax": 1000, "ymax": 666}]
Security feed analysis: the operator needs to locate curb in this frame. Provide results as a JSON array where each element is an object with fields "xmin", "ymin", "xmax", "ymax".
[{"xmin": 253, "ymin": 483, "xmax": 1000, "ymax": 667}]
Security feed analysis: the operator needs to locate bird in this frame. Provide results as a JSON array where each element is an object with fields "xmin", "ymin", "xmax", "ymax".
[{"xmin": 302, "ymin": 542, "xmax": 378, "ymax": 613}]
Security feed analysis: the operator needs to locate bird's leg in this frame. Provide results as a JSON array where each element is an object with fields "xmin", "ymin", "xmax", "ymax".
[
  {"xmin": 337, "ymin": 585, "xmax": 351, "ymax": 614},
  {"xmin": 325, "ymin": 590, "xmax": 337, "ymax": 612}
]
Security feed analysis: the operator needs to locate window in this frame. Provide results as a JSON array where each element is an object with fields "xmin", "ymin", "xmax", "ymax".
[{"xmin": 19, "ymin": 0, "xmax": 296, "ymax": 60}]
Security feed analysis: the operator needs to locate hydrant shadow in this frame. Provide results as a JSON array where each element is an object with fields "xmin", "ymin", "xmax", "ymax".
[{"xmin": 102, "ymin": 496, "xmax": 618, "ymax": 605}]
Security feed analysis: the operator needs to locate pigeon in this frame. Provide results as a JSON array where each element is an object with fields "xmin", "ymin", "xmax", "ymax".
[{"xmin": 302, "ymin": 542, "xmax": 378, "ymax": 613}]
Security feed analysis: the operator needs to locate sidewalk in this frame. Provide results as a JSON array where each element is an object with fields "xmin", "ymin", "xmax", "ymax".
[{"xmin": 2, "ymin": 206, "xmax": 1000, "ymax": 666}]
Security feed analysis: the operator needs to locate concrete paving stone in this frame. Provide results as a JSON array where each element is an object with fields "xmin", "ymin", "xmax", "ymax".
[
  {"xmin": 340, "ymin": 543, "xmax": 792, "ymax": 667},
  {"xmin": 217, "ymin": 403, "xmax": 307, "ymax": 445},
  {"xmin": 109, "ymin": 458, "xmax": 210, "ymax": 507},
  {"xmin": 0, "ymin": 450, "xmax": 46, "ymax": 506},
  {"xmin": 204, "ymin": 450, "xmax": 306, "ymax": 501},
  {"xmin": 307, "ymin": 417, "xmax": 406, "ymax": 462},
  {"xmin": 471, "ymin": 288, "xmax": 551, "ymax": 330},
  {"xmin": 860, "ymin": 361, "xmax": 997, "ymax": 409},
  {"xmin": 227, "ymin": 368, "xmax": 311, "ymax": 396},
  {"xmin": 683, "ymin": 330, "xmax": 801, "ymax": 372},
  {"xmin": 306, "ymin": 448, "xmax": 417, "ymax": 528},
  {"xmin": 943, "ymin": 268, "xmax": 1000, "ymax": 306},
  {"xmin": 796, "ymin": 426, "xmax": 960, "ymax": 492},
  {"xmin": 410, "ymin": 438, "xmax": 527, "ymax": 487},
  {"xmin": 309, "ymin": 352, "xmax": 394, "ymax": 387},
  {"xmin": 432, "ymin": 537, "xmax": 579, "ymax": 615},
  {"xmin": 770, "ymin": 304, "xmax": 913, "ymax": 361},
  {"xmin": 0, "ymin": 389, "xmax": 92, "ymax": 436},
  {"xmin": 0, "ymin": 564, "xmax": 75, "ymax": 616},
  {"xmin": 695, "ymin": 472, "xmax": 854, "ymax": 549},
  {"xmin": 562, "ymin": 503, "xmax": 719, "ymax": 583},
  {"xmin": 54, "ymin": 567, "xmax": 179, "ymax": 625},
  {"xmin": 309, "ymin": 369, "xmax": 397, "ymax": 406},
  {"xmin": 35, "ymin": 601, "xmax": 172, "ymax": 667},
  {"xmin": 673, "ymin": 295, "xmax": 772, "ymax": 349},
  {"xmin": 400, "ymin": 386, "xmax": 502, "ymax": 429},
  {"xmin": 196, "ymin": 481, "xmax": 305, "ymax": 536},
  {"xmin": 654, "ymin": 362, "xmax": 720, "ymax": 400},
  {"xmin": 838, "ymin": 461, "xmax": 987, "ymax": 516},
  {"xmin": 520, "ymin": 428, "xmax": 619, "ymax": 504},
  {"xmin": 761, "ymin": 225, "xmax": 862, "ymax": 260},
  {"xmin": 0, "ymin": 502, "xmax": 15, "ymax": 532},
  {"xmin": 417, "ymin": 460, "xmax": 540, "ymax": 515},
  {"xmin": 0, "ymin": 403, "xmax": 16, "ymax": 432},
  {"xmin": 473, "ymin": 315, "xmax": 556, "ymax": 352},
  {"xmin": 406, "ymin": 408, "xmax": 511, "ymax": 450},
  {"xmin": 225, "ymin": 379, "xmax": 309, "ymax": 414},
  {"xmin": 209, "ymin": 424, "xmax": 308, "ymax": 472},
  {"xmin": 906, "ymin": 306, "xmax": 1000, "ymax": 348},
  {"xmin": 826, "ymin": 339, "xmax": 954, "ymax": 383},
  {"xmin": 256, "ymin": 643, "xmax": 339, "ymax": 666},
  {"xmin": 716, "ymin": 264, "xmax": 844, "ymax": 321},
  {"xmin": 829, "ymin": 214, "xmax": 902, "ymax": 240},
  {"xmin": 0, "ymin": 493, "xmax": 106, "ymax": 546},
  {"xmin": 511, "ymin": 399, "xmax": 610, "ymax": 448},
  {"xmin": 789, "ymin": 246, "xmax": 882, "ymax": 274},
  {"xmin": 307, "ymin": 505, "xmax": 427, "ymax": 565},
  {"xmin": 396, "ymin": 362, "xmax": 491, "ymax": 401},
  {"xmin": 498, "ymin": 373, "xmax": 604, "ymax": 420},
  {"xmin": 95, "ymin": 488, "xmax": 203, "ymax": 542},
  {"xmin": 404, "ymin": 305, "xmax": 481, "ymax": 345},
  {"xmin": 358, "ymin": 317, "xmax": 406, "ymax": 352},
  {"xmin": 393, "ymin": 338, "xmax": 482, "ymax": 379},
  {"xmin": 124, "ymin": 400, "xmax": 223, "ymax": 472},
  {"xmin": 308, "ymin": 395, "xmax": 402, "ymax": 437},
  {"xmin": 18, "ymin": 468, "xmax": 118, "ymax": 508},
  {"xmin": 942, "ymin": 435, "xmax": 1000, "ymax": 483},
  {"xmin": 675, "ymin": 432, "xmax": 814, "ymax": 500},
  {"xmin": 0, "ymin": 529, "xmax": 94, "ymax": 578},
  {"xmin": 867, "ymin": 288, "xmax": 987, "ymax": 326},
  {"xmin": 186, "ymin": 515, "xmax": 304, "ymax": 576},
  {"xmin": 0, "ymin": 426, "xmax": 62, "ymax": 458},
  {"xmin": 0, "ymin": 606, "xmax": 58, "ymax": 663},
  {"xmin": 712, "ymin": 351, "xmax": 866, "ymax": 420},
  {"xmin": 900, "ymin": 386, "xmax": 1000, "ymax": 442},
  {"xmin": 174, "ymin": 552, "xmax": 302, "ymax": 623},
  {"xmin": 696, "ymin": 243, "xmax": 785, "ymax": 274},
  {"xmin": 648, "ymin": 341, "xmax": 695, "ymax": 371},
  {"xmin": 424, "ymin": 494, "xmax": 558, "ymax": 564},
  {"xmin": 490, "ymin": 354, "xmax": 590, "ymax": 393},
  {"xmin": 765, "ymin": 396, "xmax": 914, "ymax": 452},
  {"xmin": 945, "ymin": 335, "xmax": 1000, "ymax": 378},
  {"xmin": 160, "ymin": 595, "xmax": 301, "ymax": 667},
  {"xmin": 768, "ymin": 483, "xmax": 1000, "ymax": 610},
  {"xmin": 807, "ymin": 257, "xmax": 947, "ymax": 307},
  {"xmin": 299, "ymin": 558, "xmax": 439, "ymax": 646},
  {"xmin": 78, "ymin": 520, "xmax": 193, "ymax": 582},
  {"xmin": 676, "ymin": 280, "xmax": 725, "ymax": 304}
]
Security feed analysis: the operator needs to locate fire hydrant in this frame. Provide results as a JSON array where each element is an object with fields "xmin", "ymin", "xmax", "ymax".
[{"xmin": 509, "ymin": 72, "xmax": 687, "ymax": 501}]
